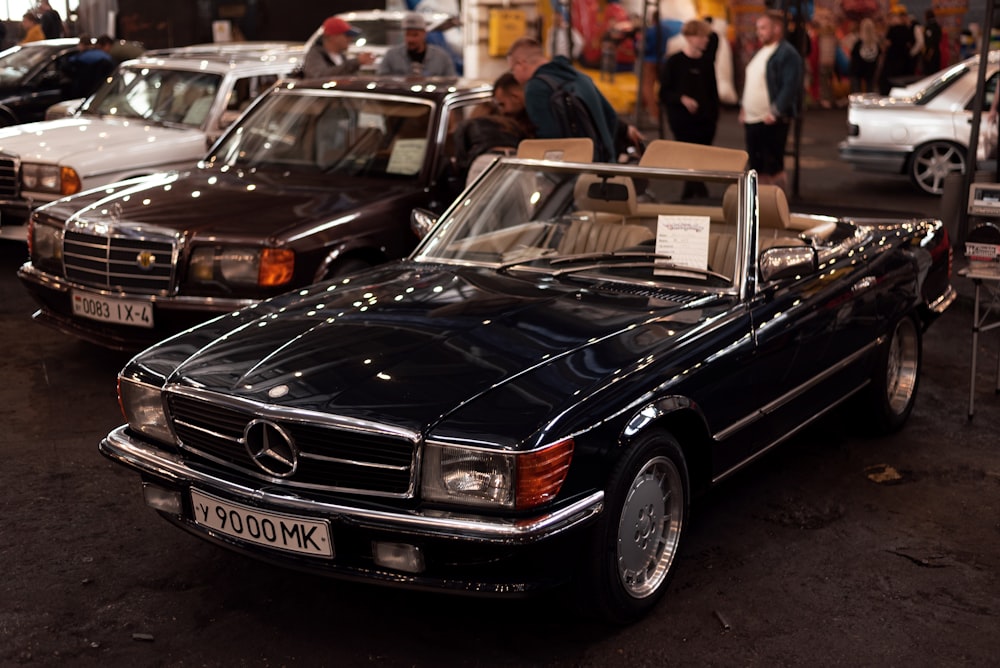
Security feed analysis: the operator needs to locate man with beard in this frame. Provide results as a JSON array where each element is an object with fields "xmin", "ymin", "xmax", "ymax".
[{"xmin": 378, "ymin": 12, "xmax": 456, "ymax": 77}]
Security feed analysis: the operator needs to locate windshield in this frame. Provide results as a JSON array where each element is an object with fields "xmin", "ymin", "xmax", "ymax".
[
  {"xmin": 205, "ymin": 89, "xmax": 433, "ymax": 178},
  {"xmin": 0, "ymin": 44, "xmax": 59, "ymax": 84},
  {"xmin": 416, "ymin": 161, "xmax": 745, "ymax": 289},
  {"xmin": 81, "ymin": 66, "xmax": 222, "ymax": 127}
]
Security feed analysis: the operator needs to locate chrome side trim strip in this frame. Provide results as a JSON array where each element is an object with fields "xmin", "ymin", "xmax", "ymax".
[
  {"xmin": 714, "ymin": 341, "xmax": 878, "ymax": 442},
  {"xmin": 101, "ymin": 426, "xmax": 604, "ymax": 544},
  {"xmin": 711, "ymin": 380, "xmax": 868, "ymax": 485}
]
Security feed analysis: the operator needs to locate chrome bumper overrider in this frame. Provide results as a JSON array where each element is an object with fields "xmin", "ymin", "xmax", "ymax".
[{"xmin": 100, "ymin": 425, "xmax": 605, "ymax": 545}]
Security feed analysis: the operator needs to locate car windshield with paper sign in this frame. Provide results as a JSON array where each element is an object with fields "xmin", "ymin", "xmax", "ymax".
[{"xmin": 100, "ymin": 139, "xmax": 957, "ymax": 624}]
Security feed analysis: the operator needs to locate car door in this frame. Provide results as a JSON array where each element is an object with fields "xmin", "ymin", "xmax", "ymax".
[{"xmin": 17, "ymin": 51, "xmax": 73, "ymax": 124}]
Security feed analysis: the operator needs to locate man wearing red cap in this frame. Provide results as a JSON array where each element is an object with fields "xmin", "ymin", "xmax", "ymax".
[{"xmin": 303, "ymin": 16, "xmax": 374, "ymax": 79}]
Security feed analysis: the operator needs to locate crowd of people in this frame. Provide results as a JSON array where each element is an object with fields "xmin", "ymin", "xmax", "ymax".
[{"xmin": 13, "ymin": 4, "xmax": 971, "ymax": 200}]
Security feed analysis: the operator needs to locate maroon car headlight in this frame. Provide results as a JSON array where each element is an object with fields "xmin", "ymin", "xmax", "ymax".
[
  {"xmin": 189, "ymin": 246, "xmax": 295, "ymax": 287},
  {"xmin": 29, "ymin": 220, "xmax": 63, "ymax": 263},
  {"xmin": 421, "ymin": 438, "xmax": 574, "ymax": 510},
  {"xmin": 117, "ymin": 377, "xmax": 175, "ymax": 445}
]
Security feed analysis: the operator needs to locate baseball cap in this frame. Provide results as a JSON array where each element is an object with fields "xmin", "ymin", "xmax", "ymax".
[
  {"xmin": 401, "ymin": 12, "xmax": 427, "ymax": 31},
  {"xmin": 323, "ymin": 16, "xmax": 359, "ymax": 37}
]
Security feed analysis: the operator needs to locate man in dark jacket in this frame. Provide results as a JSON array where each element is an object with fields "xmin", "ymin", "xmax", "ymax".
[
  {"xmin": 739, "ymin": 10, "xmax": 803, "ymax": 193},
  {"xmin": 38, "ymin": 0, "xmax": 62, "ymax": 39},
  {"xmin": 507, "ymin": 37, "xmax": 619, "ymax": 162}
]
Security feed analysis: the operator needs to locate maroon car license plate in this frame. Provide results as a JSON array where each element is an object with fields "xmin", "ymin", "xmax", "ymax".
[
  {"xmin": 71, "ymin": 290, "xmax": 153, "ymax": 328},
  {"xmin": 190, "ymin": 489, "xmax": 334, "ymax": 558}
]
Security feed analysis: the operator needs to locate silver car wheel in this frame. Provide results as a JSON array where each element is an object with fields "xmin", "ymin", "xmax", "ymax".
[
  {"xmin": 885, "ymin": 316, "xmax": 920, "ymax": 415},
  {"xmin": 910, "ymin": 141, "xmax": 965, "ymax": 195},
  {"xmin": 616, "ymin": 455, "xmax": 684, "ymax": 599}
]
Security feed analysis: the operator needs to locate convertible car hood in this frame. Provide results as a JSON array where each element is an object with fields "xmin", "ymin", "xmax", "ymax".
[
  {"xmin": 59, "ymin": 169, "xmax": 423, "ymax": 238},
  {"xmin": 0, "ymin": 117, "xmax": 205, "ymax": 175},
  {"xmin": 149, "ymin": 265, "xmax": 720, "ymax": 441}
]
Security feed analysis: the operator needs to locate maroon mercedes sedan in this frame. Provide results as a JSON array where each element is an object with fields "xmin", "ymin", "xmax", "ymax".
[{"xmin": 18, "ymin": 77, "xmax": 493, "ymax": 349}]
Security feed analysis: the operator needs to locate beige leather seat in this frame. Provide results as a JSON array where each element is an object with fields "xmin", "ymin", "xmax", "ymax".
[
  {"xmin": 639, "ymin": 140, "xmax": 748, "ymax": 171},
  {"xmin": 559, "ymin": 173, "xmax": 652, "ymax": 254},
  {"xmin": 558, "ymin": 219, "xmax": 653, "ymax": 255}
]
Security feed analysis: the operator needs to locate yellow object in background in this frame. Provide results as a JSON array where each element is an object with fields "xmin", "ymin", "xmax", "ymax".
[{"xmin": 488, "ymin": 9, "xmax": 527, "ymax": 57}]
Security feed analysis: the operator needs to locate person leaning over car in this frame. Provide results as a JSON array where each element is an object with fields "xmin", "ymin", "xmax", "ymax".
[
  {"xmin": 303, "ymin": 16, "xmax": 374, "ymax": 79},
  {"xmin": 64, "ymin": 35, "xmax": 115, "ymax": 98},
  {"xmin": 377, "ymin": 12, "xmax": 456, "ymax": 77}
]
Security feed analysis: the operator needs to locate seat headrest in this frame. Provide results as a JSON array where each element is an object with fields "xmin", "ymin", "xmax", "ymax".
[
  {"xmin": 573, "ymin": 174, "xmax": 637, "ymax": 217},
  {"xmin": 758, "ymin": 185, "xmax": 791, "ymax": 230},
  {"xmin": 639, "ymin": 140, "xmax": 748, "ymax": 171},
  {"xmin": 516, "ymin": 138, "xmax": 594, "ymax": 162},
  {"xmin": 722, "ymin": 183, "xmax": 791, "ymax": 230}
]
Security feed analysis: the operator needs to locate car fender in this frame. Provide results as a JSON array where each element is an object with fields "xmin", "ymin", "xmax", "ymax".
[
  {"xmin": 311, "ymin": 239, "xmax": 389, "ymax": 282},
  {"xmin": 620, "ymin": 394, "xmax": 713, "ymax": 493}
]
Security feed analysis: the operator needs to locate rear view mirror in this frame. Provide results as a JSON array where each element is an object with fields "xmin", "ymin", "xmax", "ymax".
[{"xmin": 586, "ymin": 181, "xmax": 629, "ymax": 202}]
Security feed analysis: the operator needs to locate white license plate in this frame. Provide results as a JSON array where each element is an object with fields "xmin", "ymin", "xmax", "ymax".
[
  {"xmin": 190, "ymin": 489, "xmax": 334, "ymax": 558},
  {"xmin": 71, "ymin": 290, "xmax": 153, "ymax": 328}
]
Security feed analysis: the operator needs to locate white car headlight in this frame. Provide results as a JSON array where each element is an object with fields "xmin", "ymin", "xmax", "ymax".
[
  {"xmin": 21, "ymin": 163, "xmax": 81, "ymax": 195},
  {"xmin": 421, "ymin": 438, "xmax": 574, "ymax": 510},
  {"xmin": 118, "ymin": 377, "xmax": 175, "ymax": 445}
]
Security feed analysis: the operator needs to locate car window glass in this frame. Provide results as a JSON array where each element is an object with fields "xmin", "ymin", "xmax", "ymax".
[
  {"xmin": 0, "ymin": 45, "xmax": 55, "ymax": 83},
  {"xmin": 417, "ymin": 162, "xmax": 742, "ymax": 288},
  {"xmin": 207, "ymin": 90, "xmax": 432, "ymax": 178},
  {"xmin": 227, "ymin": 75, "xmax": 278, "ymax": 112},
  {"xmin": 84, "ymin": 67, "xmax": 223, "ymax": 126}
]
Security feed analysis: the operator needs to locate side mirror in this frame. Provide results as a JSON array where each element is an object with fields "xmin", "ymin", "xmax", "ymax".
[
  {"xmin": 410, "ymin": 208, "xmax": 437, "ymax": 239},
  {"xmin": 759, "ymin": 245, "xmax": 817, "ymax": 284}
]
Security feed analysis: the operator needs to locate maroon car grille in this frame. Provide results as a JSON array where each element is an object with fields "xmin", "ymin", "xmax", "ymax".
[
  {"xmin": 165, "ymin": 393, "xmax": 416, "ymax": 497},
  {"xmin": 62, "ymin": 230, "xmax": 175, "ymax": 293}
]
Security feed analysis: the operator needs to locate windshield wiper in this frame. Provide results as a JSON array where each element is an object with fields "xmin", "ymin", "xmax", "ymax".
[{"xmin": 547, "ymin": 251, "xmax": 730, "ymax": 282}]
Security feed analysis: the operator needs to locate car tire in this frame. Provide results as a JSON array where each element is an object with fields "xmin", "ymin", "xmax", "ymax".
[
  {"xmin": 579, "ymin": 430, "xmax": 689, "ymax": 624},
  {"xmin": 908, "ymin": 141, "xmax": 965, "ymax": 196},
  {"xmin": 865, "ymin": 314, "xmax": 922, "ymax": 433}
]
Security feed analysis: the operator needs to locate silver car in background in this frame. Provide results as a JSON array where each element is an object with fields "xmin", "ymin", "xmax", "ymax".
[{"xmin": 839, "ymin": 51, "xmax": 999, "ymax": 195}]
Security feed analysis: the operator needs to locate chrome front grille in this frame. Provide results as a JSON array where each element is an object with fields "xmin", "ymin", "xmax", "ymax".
[
  {"xmin": 63, "ymin": 230, "xmax": 175, "ymax": 293},
  {"xmin": 166, "ymin": 392, "xmax": 417, "ymax": 498},
  {"xmin": 0, "ymin": 156, "xmax": 18, "ymax": 198}
]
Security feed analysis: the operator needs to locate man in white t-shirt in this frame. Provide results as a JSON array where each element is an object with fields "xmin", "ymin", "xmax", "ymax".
[{"xmin": 739, "ymin": 11, "xmax": 803, "ymax": 193}]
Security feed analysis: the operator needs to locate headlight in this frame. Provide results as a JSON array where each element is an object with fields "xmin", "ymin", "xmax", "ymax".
[
  {"xmin": 421, "ymin": 438, "xmax": 574, "ymax": 510},
  {"xmin": 189, "ymin": 246, "xmax": 294, "ymax": 287},
  {"xmin": 21, "ymin": 163, "xmax": 81, "ymax": 196},
  {"xmin": 117, "ymin": 377, "xmax": 175, "ymax": 445},
  {"xmin": 29, "ymin": 220, "xmax": 63, "ymax": 262}
]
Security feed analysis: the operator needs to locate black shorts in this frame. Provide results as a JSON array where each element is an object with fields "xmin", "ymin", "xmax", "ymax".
[{"xmin": 744, "ymin": 121, "xmax": 790, "ymax": 176}]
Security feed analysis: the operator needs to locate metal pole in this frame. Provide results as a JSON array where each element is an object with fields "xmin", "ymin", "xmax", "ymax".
[{"xmin": 960, "ymin": 1, "xmax": 996, "ymax": 245}]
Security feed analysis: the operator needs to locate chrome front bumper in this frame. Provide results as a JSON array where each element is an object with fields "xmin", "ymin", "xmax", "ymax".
[{"xmin": 100, "ymin": 425, "xmax": 605, "ymax": 545}]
